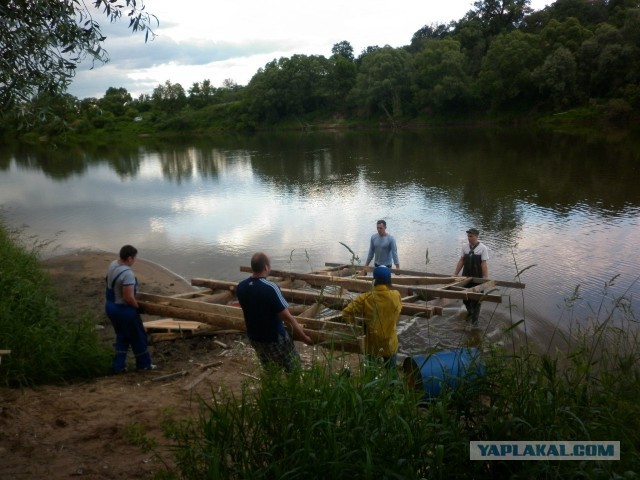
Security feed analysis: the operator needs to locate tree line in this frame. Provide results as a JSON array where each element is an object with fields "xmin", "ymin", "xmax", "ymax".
[{"xmin": 1, "ymin": 0, "xmax": 639, "ymax": 140}]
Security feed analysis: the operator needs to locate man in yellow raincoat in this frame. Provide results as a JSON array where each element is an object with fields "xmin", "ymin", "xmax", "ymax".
[{"xmin": 342, "ymin": 266, "xmax": 402, "ymax": 369}]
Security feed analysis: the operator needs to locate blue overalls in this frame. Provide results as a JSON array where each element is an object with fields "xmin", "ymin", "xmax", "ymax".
[{"xmin": 105, "ymin": 268, "xmax": 152, "ymax": 372}]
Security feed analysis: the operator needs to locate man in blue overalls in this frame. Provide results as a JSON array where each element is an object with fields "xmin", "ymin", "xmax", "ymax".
[{"xmin": 105, "ymin": 245, "xmax": 155, "ymax": 373}]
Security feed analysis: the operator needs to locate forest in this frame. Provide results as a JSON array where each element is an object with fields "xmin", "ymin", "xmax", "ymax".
[{"xmin": 1, "ymin": 0, "xmax": 639, "ymax": 140}]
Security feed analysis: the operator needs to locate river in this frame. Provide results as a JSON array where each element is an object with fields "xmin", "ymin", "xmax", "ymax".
[{"xmin": 1, "ymin": 127, "xmax": 638, "ymax": 354}]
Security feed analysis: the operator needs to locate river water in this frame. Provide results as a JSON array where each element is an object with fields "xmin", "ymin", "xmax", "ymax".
[{"xmin": 1, "ymin": 128, "xmax": 638, "ymax": 354}]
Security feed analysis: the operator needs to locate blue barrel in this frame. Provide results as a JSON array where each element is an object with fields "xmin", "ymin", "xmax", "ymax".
[{"xmin": 402, "ymin": 348, "xmax": 484, "ymax": 399}]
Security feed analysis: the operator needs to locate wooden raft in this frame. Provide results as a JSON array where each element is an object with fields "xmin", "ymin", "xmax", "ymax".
[
  {"xmin": 137, "ymin": 291, "xmax": 365, "ymax": 353},
  {"xmin": 137, "ymin": 263, "xmax": 524, "ymax": 354}
]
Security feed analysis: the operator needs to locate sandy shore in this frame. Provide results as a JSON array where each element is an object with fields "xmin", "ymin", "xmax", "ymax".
[{"xmin": 0, "ymin": 250, "xmax": 259, "ymax": 479}]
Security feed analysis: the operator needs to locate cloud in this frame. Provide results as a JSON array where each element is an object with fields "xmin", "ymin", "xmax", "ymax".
[{"xmin": 67, "ymin": 0, "xmax": 553, "ymax": 99}]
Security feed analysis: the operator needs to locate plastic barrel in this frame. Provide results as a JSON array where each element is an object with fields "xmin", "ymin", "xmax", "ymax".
[{"xmin": 402, "ymin": 348, "xmax": 484, "ymax": 399}]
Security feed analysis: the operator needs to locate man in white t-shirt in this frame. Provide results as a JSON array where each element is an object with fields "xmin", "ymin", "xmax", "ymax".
[{"xmin": 454, "ymin": 228, "xmax": 489, "ymax": 325}]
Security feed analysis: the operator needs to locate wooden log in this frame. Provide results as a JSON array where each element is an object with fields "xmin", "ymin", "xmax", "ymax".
[
  {"xmin": 144, "ymin": 318, "xmax": 206, "ymax": 332},
  {"xmin": 324, "ymin": 262, "xmax": 525, "ymax": 289},
  {"xmin": 138, "ymin": 292, "xmax": 245, "ymax": 317},
  {"xmin": 195, "ymin": 291, "xmax": 234, "ymax": 305},
  {"xmin": 151, "ymin": 370, "xmax": 189, "ymax": 382},
  {"xmin": 183, "ymin": 369, "xmax": 214, "ymax": 390},
  {"xmin": 140, "ymin": 292, "xmax": 357, "ymax": 334},
  {"xmin": 239, "ymin": 266, "xmax": 378, "ymax": 292},
  {"xmin": 138, "ymin": 300, "xmax": 246, "ymax": 330},
  {"xmin": 197, "ymin": 360, "xmax": 224, "ymax": 369},
  {"xmin": 299, "ymin": 303, "xmax": 321, "ymax": 319},
  {"xmin": 138, "ymin": 294, "xmax": 362, "ymax": 351},
  {"xmin": 169, "ymin": 290, "xmax": 214, "ymax": 299},
  {"xmin": 356, "ymin": 275, "xmax": 466, "ymax": 285},
  {"xmin": 191, "ymin": 278, "xmax": 443, "ymax": 316},
  {"xmin": 239, "ymin": 267, "xmax": 502, "ymax": 303},
  {"xmin": 191, "ymin": 278, "xmax": 352, "ymax": 308},
  {"xmin": 149, "ymin": 332, "xmax": 190, "ymax": 342}
]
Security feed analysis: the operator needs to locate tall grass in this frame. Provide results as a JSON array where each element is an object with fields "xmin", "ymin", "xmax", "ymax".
[
  {"xmin": 160, "ymin": 271, "xmax": 640, "ymax": 479},
  {"xmin": 0, "ymin": 219, "xmax": 111, "ymax": 386}
]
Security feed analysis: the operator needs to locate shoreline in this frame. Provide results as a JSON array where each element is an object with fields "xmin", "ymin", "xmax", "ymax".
[{"xmin": 42, "ymin": 249, "xmax": 197, "ymax": 295}]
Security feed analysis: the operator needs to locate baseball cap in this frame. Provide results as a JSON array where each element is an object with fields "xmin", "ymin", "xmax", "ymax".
[
  {"xmin": 373, "ymin": 265, "xmax": 391, "ymax": 283},
  {"xmin": 466, "ymin": 228, "xmax": 480, "ymax": 235}
]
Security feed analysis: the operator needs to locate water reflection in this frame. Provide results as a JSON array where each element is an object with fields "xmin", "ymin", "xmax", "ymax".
[{"xmin": 1, "ymin": 128, "xmax": 638, "ymax": 338}]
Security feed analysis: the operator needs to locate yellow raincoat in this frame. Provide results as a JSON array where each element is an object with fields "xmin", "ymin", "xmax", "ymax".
[{"xmin": 342, "ymin": 284, "xmax": 402, "ymax": 357}]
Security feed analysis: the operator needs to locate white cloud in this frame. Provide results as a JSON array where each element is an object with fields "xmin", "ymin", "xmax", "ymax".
[{"xmin": 68, "ymin": 0, "xmax": 552, "ymax": 99}]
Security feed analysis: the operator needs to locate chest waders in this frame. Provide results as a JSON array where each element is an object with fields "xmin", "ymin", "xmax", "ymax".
[{"xmin": 462, "ymin": 244, "xmax": 483, "ymax": 325}]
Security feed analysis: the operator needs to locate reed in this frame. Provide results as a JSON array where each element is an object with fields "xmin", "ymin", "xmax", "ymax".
[
  {"xmin": 161, "ymin": 269, "xmax": 640, "ymax": 479},
  {"xmin": 0, "ymin": 220, "xmax": 111, "ymax": 386}
]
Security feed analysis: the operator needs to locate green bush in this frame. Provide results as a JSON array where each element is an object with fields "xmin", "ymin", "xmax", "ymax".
[{"xmin": 0, "ymin": 220, "xmax": 111, "ymax": 386}]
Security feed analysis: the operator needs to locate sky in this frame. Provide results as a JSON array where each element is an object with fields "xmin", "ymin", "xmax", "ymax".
[{"xmin": 68, "ymin": 0, "xmax": 552, "ymax": 100}]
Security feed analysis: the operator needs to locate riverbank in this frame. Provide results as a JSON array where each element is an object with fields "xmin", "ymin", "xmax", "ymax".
[{"xmin": 0, "ymin": 251, "xmax": 286, "ymax": 479}]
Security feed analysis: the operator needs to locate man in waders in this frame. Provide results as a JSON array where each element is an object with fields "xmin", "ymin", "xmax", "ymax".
[{"xmin": 454, "ymin": 228, "xmax": 489, "ymax": 325}]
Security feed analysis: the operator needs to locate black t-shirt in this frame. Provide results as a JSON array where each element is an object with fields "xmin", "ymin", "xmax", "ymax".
[{"xmin": 236, "ymin": 276, "xmax": 288, "ymax": 342}]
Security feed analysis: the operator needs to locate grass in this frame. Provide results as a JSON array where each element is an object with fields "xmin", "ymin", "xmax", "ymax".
[
  {"xmin": 0, "ymin": 218, "xmax": 112, "ymax": 386},
  {"xmin": 157, "ymin": 267, "xmax": 640, "ymax": 479}
]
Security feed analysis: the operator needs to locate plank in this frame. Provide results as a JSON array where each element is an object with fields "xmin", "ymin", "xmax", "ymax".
[
  {"xmin": 191, "ymin": 278, "xmax": 350, "ymax": 307},
  {"xmin": 239, "ymin": 267, "xmax": 502, "ymax": 303},
  {"xmin": 144, "ymin": 318, "xmax": 207, "ymax": 332},
  {"xmin": 137, "ymin": 292, "xmax": 363, "ymax": 352},
  {"xmin": 324, "ymin": 262, "xmax": 525, "ymax": 289},
  {"xmin": 192, "ymin": 277, "xmax": 442, "ymax": 315},
  {"xmin": 239, "ymin": 267, "xmax": 379, "ymax": 294},
  {"xmin": 356, "ymin": 275, "xmax": 467, "ymax": 285}
]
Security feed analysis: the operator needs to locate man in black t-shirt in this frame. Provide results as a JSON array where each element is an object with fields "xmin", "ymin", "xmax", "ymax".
[{"xmin": 236, "ymin": 252, "xmax": 312, "ymax": 372}]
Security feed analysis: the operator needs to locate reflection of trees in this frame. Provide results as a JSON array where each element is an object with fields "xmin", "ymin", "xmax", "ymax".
[
  {"xmin": 3, "ymin": 130, "xmax": 639, "ymax": 221},
  {"xmin": 8, "ymin": 143, "xmax": 90, "ymax": 179},
  {"xmin": 247, "ymin": 129, "xmax": 640, "ymax": 233}
]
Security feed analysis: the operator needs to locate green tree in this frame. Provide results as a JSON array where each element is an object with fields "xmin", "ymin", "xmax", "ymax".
[
  {"xmin": 188, "ymin": 79, "xmax": 217, "ymax": 109},
  {"xmin": 412, "ymin": 38, "xmax": 472, "ymax": 114},
  {"xmin": 98, "ymin": 87, "xmax": 132, "ymax": 117},
  {"xmin": 331, "ymin": 41, "xmax": 355, "ymax": 62},
  {"xmin": 578, "ymin": 23, "xmax": 628, "ymax": 97},
  {"xmin": 471, "ymin": 0, "xmax": 533, "ymax": 36},
  {"xmin": 245, "ymin": 54, "xmax": 331, "ymax": 122},
  {"xmin": 350, "ymin": 46, "xmax": 413, "ymax": 119},
  {"xmin": 0, "ymin": 0, "xmax": 156, "ymax": 111},
  {"xmin": 453, "ymin": 17, "xmax": 489, "ymax": 75},
  {"xmin": 533, "ymin": 46, "xmax": 578, "ymax": 109},
  {"xmin": 329, "ymin": 42, "xmax": 357, "ymax": 111},
  {"xmin": 545, "ymin": 0, "xmax": 608, "ymax": 26},
  {"xmin": 410, "ymin": 23, "xmax": 455, "ymax": 52},
  {"xmin": 478, "ymin": 30, "xmax": 544, "ymax": 109},
  {"xmin": 152, "ymin": 81, "xmax": 187, "ymax": 112},
  {"xmin": 540, "ymin": 17, "xmax": 593, "ymax": 54}
]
